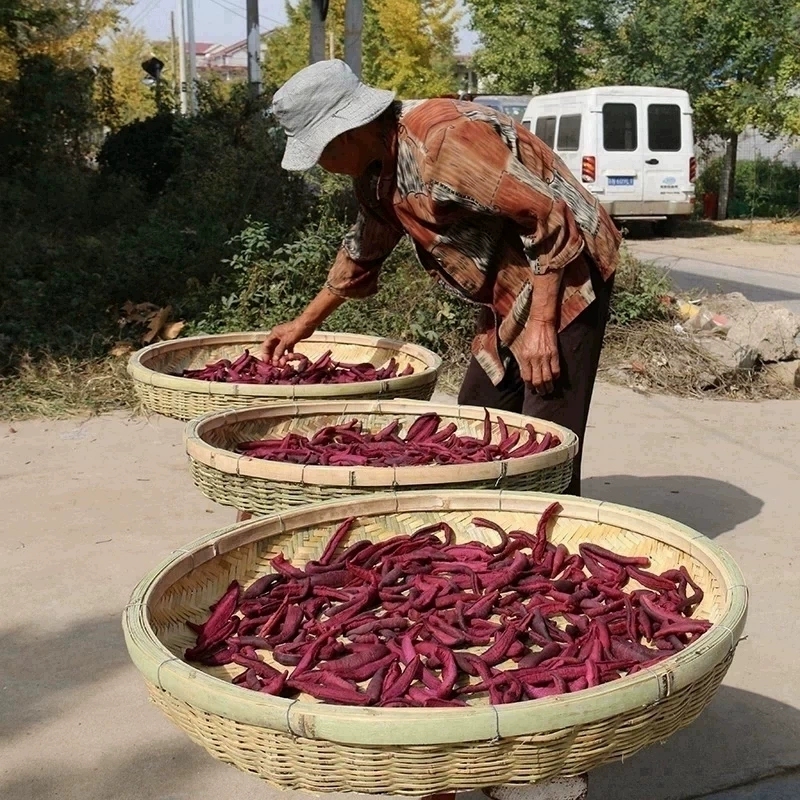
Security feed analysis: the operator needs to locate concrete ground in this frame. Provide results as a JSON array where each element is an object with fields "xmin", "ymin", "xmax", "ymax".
[
  {"xmin": 627, "ymin": 233, "xmax": 800, "ymax": 315},
  {"xmin": 628, "ymin": 231, "xmax": 800, "ymax": 278},
  {"xmin": 2, "ymin": 384, "xmax": 799, "ymax": 800}
]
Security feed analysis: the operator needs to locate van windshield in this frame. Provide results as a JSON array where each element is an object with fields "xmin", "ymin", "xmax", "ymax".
[
  {"xmin": 502, "ymin": 104, "xmax": 528, "ymax": 121},
  {"xmin": 648, "ymin": 104, "xmax": 681, "ymax": 151}
]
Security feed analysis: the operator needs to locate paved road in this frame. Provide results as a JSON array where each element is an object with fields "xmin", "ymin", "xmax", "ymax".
[
  {"xmin": 698, "ymin": 772, "xmax": 800, "ymax": 800},
  {"xmin": 627, "ymin": 240, "xmax": 800, "ymax": 315}
]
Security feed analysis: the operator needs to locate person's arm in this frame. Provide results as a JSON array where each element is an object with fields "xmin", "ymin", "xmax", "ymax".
[
  {"xmin": 427, "ymin": 118, "xmax": 594, "ymax": 392},
  {"xmin": 517, "ymin": 271, "xmax": 563, "ymax": 394},
  {"xmin": 261, "ymin": 287, "xmax": 345, "ymax": 363},
  {"xmin": 261, "ymin": 207, "xmax": 402, "ymax": 363}
]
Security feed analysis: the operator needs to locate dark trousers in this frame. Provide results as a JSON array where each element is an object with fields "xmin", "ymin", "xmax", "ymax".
[{"xmin": 457, "ymin": 271, "xmax": 614, "ymax": 496}]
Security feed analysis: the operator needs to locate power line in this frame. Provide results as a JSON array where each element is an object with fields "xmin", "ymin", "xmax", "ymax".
[
  {"xmin": 209, "ymin": 0, "xmax": 284, "ymax": 27},
  {"xmin": 128, "ymin": 0, "xmax": 162, "ymax": 27},
  {"xmin": 208, "ymin": 0, "xmax": 245, "ymax": 20}
]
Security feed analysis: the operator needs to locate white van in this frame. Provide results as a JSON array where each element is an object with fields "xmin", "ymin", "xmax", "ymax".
[{"xmin": 522, "ymin": 86, "xmax": 696, "ymax": 231}]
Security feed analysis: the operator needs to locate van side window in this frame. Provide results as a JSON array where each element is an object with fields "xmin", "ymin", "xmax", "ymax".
[
  {"xmin": 648, "ymin": 104, "xmax": 681, "ymax": 151},
  {"xmin": 557, "ymin": 115, "xmax": 581, "ymax": 151},
  {"xmin": 603, "ymin": 103, "xmax": 637, "ymax": 151},
  {"xmin": 534, "ymin": 116, "xmax": 556, "ymax": 148},
  {"xmin": 522, "ymin": 120, "xmax": 531, "ymax": 130}
]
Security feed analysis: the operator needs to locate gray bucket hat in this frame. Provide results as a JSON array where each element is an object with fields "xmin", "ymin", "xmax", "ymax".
[{"xmin": 271, "ymin": 60, "xmax": 396, "ymax": 172}]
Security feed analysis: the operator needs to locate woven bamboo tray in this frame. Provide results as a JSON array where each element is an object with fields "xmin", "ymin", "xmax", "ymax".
[
  {"xmin": 184, "ymin": 401, "xmax": 579, "ymax": 514},
  {"xmin": 128, "ymin": 331, "xmax": 443, "ymax": 420},
  {"xmin": 123, "ymin": 491, "xmax": 748, "ymax": 795}
]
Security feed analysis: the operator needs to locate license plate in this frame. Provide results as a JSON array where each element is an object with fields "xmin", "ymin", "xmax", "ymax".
[{"xmin": 608, "ymin": 176, "xmax": 634, "ymax": 187}]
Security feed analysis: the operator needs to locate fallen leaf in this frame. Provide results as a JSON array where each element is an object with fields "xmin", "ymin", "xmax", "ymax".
[
  {"xmin": 120, "ymin": 301, "xmax": 161, "ymax": 325},
  {"xmin": 160, "ymin": 320, "xmax": 185, "ymax": 340},
  {"xmin": 630, "ymin": 360, "xmax": 646, "ymax": 374},
  {"xmin": 9, "ymin": 427, "xmax": 17, "ymax": 434},
  {"xmin": 142, "ymin": 305, "xmax": 172, "ymax": 344},
  {"xmin": 110, "ymin": 342, "xmax": 134, "ymax": 357}
]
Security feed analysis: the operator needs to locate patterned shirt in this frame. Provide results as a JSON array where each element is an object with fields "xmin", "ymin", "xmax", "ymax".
[{"xmin": 325, "ymin": 98, "xmax": 622, "ymax": 385}]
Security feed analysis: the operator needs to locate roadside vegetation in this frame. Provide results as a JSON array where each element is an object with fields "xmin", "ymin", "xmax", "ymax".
[{"xmin": 1, "ymin": 0, "xmax": 798, "ymax": 420}]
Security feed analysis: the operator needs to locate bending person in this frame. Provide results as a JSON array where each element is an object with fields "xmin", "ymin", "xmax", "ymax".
[{"xmin": 265, "ymin": 60, "xmax": 621, "ymax": 496}]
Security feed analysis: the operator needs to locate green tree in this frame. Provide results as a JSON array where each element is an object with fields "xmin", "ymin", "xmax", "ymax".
[
  {"xmin": 262, "ymin": 0, "xmax": 315, "ymax": 89},
  {"xmin": 102, "ymin": 26, "xmax": 159, "ymax": 126},
  {"xmin": 599, "ymin": 0, "xmax": 800, "ymax": 217},
  {"xmin": 464, "ymin": 0, "xmax": 606, "ymax": 94},
  {"xmin": 263, "ymin": 0, "xmax": 459, "ymax": 96},
  {"xmin": 365, "ymin": 0, "xmax": 459, "ymax": 97},
  {"xmin": 0, "ymin": 0, "xmax": 125, "ymax": 171}
]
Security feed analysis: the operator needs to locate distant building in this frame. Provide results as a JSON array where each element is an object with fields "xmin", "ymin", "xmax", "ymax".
[
  {"xmin": 198, "ymin": 39, "xmax": 269, "ymax": 82},
  {"xmin": 151, "ymin": 38, "xmax": 272, "ymax": 84},
  {"xmin": 455, "ymin": 54, "xmax": 480, "ymax": 95}
]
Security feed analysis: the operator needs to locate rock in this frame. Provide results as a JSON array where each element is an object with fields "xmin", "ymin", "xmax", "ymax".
[
  {"xmin": 762, "ymin": 360, "xmax": 800, "ymax": 389},
  {"xmin": 696, "ymin": 336, "xmax": 758, "ymax": 373},
  {"xmin": 703, "ymin": 292, "xmax": 800, "ymax": 362},
  {"xmin": 601, "ymin": 366, "xmax": 635, "ymax": 386},
  {"xmin": 697, "ymin": 371, "xmax": 720, "ymax": 390}
]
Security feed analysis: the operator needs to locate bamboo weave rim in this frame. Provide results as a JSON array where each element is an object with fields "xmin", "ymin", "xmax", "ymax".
[
  {"xmin": 184, "ymin": 400, "xmax": 579, "ymax": 489},
  {"xmin": 145, "ymin": 652, "xmax": 732, "ymax": 794},
  {"xmin": 127, "ymin": 331, "xmax": 442, "ymax": 420},
  {"xmin": 123, "ymin": 491, "xmax": 747, "ymax": 795},
  {"xmin": 188, "ymin": 457, "xmax": 575, "ymax": 517}
]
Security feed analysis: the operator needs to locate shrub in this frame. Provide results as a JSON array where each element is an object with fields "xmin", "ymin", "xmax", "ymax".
[
  {"xmin": 697, "ymin": 156, "xmax": 800, "ymax": 218},
  {"xmin": 96, "ymin": 113, "xmax": 182, "ymax": 195},
  {"xmin": 187, "ymin": 209, "xmax": 477, "ymax": 369},
  {"xmin": 609, "ymin": 248, "xmax": 671, "ymax": 326},
  {"xmin": 0, "ymin": 91, "xmax": 315, "ymax": 370}
]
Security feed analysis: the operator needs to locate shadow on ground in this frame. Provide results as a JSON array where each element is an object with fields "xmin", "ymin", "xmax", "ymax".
[
  {"xmin": 0, "ymin": 613, "xmax": 130, "ymax": 743},
  {"xmin": 668, "ymin": 270, "xmax": 800, "ymax": 304},
  {"xmin": 589, "ymin": 686, "xmax": 800, "ymax": 800},
  {"xmin": 622, "ymin": 220, "xmax": 743, "ymax": 240},
  {"xmin": 0, "ymin": 739, "xmax": 228, "ymax": 800},
  {"xmin": 582, "ymin": 475, "xmax": 763, "ymax": 538},
  {"xmin": 1, "ymin": 684, "xmax": 799, "ymax": 800}
]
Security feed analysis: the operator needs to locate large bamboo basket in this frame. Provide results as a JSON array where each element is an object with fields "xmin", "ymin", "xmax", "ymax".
[
  {"xmin": 128, "ymin": 331, "xmax": 443, "ymax": 420},
  {"xmin": 123, "ymin": 491, "xmax": 748, "ymax": 796},
  {"xmin": 184, "ymin": 401, "xmax": 578, "ymax": 515}
]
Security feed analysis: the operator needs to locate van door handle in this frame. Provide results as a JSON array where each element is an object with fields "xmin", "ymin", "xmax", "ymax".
[{"xmin": 645, "ymin": 158, "xmax": 659, "ymax": 165}]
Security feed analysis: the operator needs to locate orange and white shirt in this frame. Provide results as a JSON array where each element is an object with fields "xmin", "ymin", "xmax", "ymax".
[{"xmin": 325, "ymin": 98, "xmax": 622, "ymax": 385}]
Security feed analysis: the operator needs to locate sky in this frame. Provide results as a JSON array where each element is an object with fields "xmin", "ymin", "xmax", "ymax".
[{"xmin": 124, "ymin": 0, "xmax": 477, "ymax": 53}]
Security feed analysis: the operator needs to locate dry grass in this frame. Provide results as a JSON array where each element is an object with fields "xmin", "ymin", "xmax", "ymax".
[
  {"xmin": 735, "ymin": 217, "xmax": 800, "ymax": 245},
  {"xmin": 673, "ymin": 217, "xmax": 800, "ymax": 245},
  {"xmin": 2, "ymin": 316, "xmax": 797, "ymax": 422},
  {"xmin": 600, "ymin": 320, "xmax": 799, "ymax": 400},
  {"xmin": 0, "ymin": 355, "xmax": 137, "ymax": 421}
]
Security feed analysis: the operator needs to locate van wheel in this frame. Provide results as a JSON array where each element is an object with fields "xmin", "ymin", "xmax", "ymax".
[{"xmin": 653, "ymin": 218, "xmax": 677, "ymax": 237}]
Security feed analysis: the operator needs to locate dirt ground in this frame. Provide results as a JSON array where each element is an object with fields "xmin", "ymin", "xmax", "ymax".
[
  {"xmin": 626, "ymin": 219, "xmax": 800, "ymax": 277},
  {"xmin": 2, "ymin": 383, "xmax": 799, "ymax": 800}
]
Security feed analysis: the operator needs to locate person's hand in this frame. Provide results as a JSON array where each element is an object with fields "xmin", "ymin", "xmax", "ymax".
[
  {"xmin": 261, "ymin": 318, "xmax": 315, "ymax": 364},
  {"xmin": 517, "ymin": 320, "xmax": 561, "ymax": 395}
]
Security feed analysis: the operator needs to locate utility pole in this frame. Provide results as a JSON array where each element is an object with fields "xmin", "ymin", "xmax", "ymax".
[
  {"xmin": 310, "ymin": 0, "xmax": 326, "ymax": 64},
  {"xmin": 186, "ymin": 0, "xmax": 198, "ymax": 115},
  {"xmin": 177, "ymin": 0, "xmax": 188, "ymax": 114},
  {"xmin": 344, "ymin": 0, "xmax": 363, "ymax": 77},
  {"xmin": 170, "ymin": 11, "xmax": 178, "ymax": 102},
  {"xmin": 246, "ymin": 0, "xmax": 261, "ymax": 99}
]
